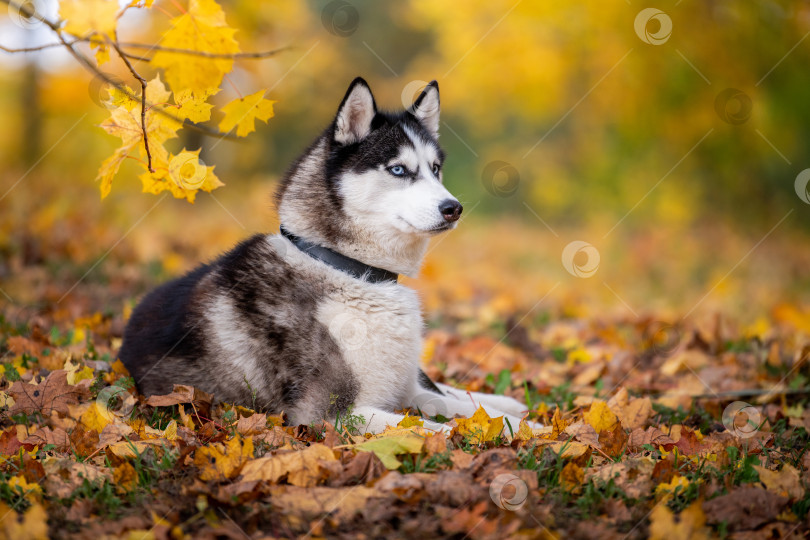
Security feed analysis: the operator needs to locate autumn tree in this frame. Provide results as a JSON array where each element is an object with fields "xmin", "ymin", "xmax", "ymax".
[{"xmin": 1, "ymin": 0, "xmax": 281, "ymax": 202}]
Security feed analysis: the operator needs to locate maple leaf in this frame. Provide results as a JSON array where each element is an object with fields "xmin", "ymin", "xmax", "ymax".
[
  {"xmin": 8, "ymin": 370, "xmax": 81, "ymax": 416},
  {"xmin": 151, "ymin": 0, "xmax": 240, "ymax": 95},
  {"xmin": 754, "ymin": 464, "xmax": 804, "ymax": 501},
  {"xmin": 174, "ymin": 89, "xmax": 217, "ymax": 123},
  {"xmin": 354, "ymin": 431, "xmax": 426, "ymax": 469},
  {"xmin": 145, "ymin": 383, "xmax": 213, "ymax": 408},
  {"xmin": 0, "ymin": 502, "xmax": 48, "ymax": 540},
  {"xmin": 455, "ymin": 406, "xmax": 504, "ymax": 444},
  {"xmin": 218, "ymin": 90, "xmax": 277, "ymax": 137},
  {"xmin": 60, "ymin": 0, "xmax": 119, "ymax": 37},
  {"xmin": 649, "ymin": 501, "xmax": 711, "ymax": 540},
  {"xmin": 240, "ymin": 443, "xmax": 337, "ymax": 487},
  {"xmin": 583, "ymin": 400, "xmax": 619, "ymax": 433},
  {"xmin": 140, "ymin": 149, "xmax": 224, "ymax": 203},
  {"xmin": 194, "ymin": 435, "xmax": 253, "ymax": 481}
]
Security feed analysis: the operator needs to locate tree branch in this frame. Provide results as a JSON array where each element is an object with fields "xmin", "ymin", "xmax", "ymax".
[
  {"xmin": 0, "ymin": 0, "xmax": 283, "ymax": 140},
  {"xmin": 109, "ymin": 38, "xmax": 154, "ymax": 172}
]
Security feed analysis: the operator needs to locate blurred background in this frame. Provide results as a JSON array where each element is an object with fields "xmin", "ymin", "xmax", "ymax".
[{"xmin": 1, "ymin": 0, "xmax": 809, "ymax": 332}]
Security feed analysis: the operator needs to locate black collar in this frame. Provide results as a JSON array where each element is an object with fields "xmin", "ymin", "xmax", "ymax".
[{"xmin": 280, "ymin": 227, "xmax": 399, "ymax": 284}]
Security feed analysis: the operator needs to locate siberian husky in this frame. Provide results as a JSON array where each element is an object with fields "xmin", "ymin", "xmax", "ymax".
[{"xmin": 120, "ymin": 78, "xmax": 534, "ymax": 433}]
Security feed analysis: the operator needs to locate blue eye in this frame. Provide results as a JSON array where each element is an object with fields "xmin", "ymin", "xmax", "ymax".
[
  {"xmin": 432, "ymin": 164, "xmax": 441, "ymax": 176},
  {"xmin": 388, "ymin": 165, "xmax": 406, "ymax": 177}
]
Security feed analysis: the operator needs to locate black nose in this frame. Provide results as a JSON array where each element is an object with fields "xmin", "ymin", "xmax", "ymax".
[{"xmin": 439, "ymin": 199, "xmax": 463, "ymax": 222}]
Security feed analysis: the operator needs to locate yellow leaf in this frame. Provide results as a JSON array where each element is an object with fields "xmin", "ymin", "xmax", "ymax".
[
  {"xmin": 550, "ymin": 407, "xmax": 569, "ymax": 439},
  {"xmin": 141, "ymin": 149, "xmax": 224, "ymax": 203},
  {"xmin": 174, "ymin": 89, "xmax": 216, "ymax": 123},
  {"xmin": 8, "ymin": 475, "xmax": 42, "ymax": 502},
  {"xmin": 81, "ymin": 402, "xmax": 112, "ymax": 434},
  {"xmin": 649, "ymin": 501, "xmax": 711, "ymax": 540},
  {"xmin": 240, "ymin": 443, "xmax": 336, "ymax": 487},
  {"xmin": 151, "ymin": 0, "xmax": 240, "ymax": 95},
  {"xmin": 194, "ymin": 435, "xmax": 253, "ymax": 481},
  {"xmin": 354, "ymin": 431, "xmax": 426, "ymax": 469},
  {"xmin": 754, "ymin": 464, "xmax": 804, "ymax": 500},
  {"xmin": 94, "ymin": 43, "xmax": 110, "ymax": 66},
  {"xmin": 218, "ymin": 90, "xmax": 276, "ymax": 137},
  {"xmin": 516, "ymin": 420, "xmax": 534, "ymax": 441},
  {"xmin": 455, "ymin": 406, "xmax": 504, "ymax": 444},
  {"xmin": 0, "ymin": 502, "xmax": 48, "ymax": 540},
  {"xmin": 114, "ymin": 461, "xmax": 137, "ymax": 492},
  {"xmin": 163, "ymin": 420, "xmax": 178, "ymax": 441},
  {"xmin": 655, "ymin": 475, "xmax": 690, "ymax": 501},
  {"xmin": 560, "ymin": 462, "xmax": 583, "ymax": 492},
  {"xmin": 60, "ymin": 0, "xmax": 119, "ymax": 37},
  {"xmin": 583, "ymin": 400, "xmax": 618, "ymax": 434},
  {"xmin": 397, "ymin": 414, "xmax": 424, "ymax": 428}
]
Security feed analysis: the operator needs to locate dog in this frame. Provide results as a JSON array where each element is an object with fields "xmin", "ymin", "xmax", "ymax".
[{"xmin": 119, "ymin": 77, "xmax": 534, "ymax": 433}]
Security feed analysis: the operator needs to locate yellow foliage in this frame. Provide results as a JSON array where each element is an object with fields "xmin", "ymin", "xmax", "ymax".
[
  {"xmin": 219, "ymin": 90, "xmax": 277, "ymax": 137},
  {"xmin": 151, "ymin": 0, "xmax": 240, "ymax": 95},
  {"xmin": 583, "ymin": 400, "xmax": 618, "ymax": 434},
  {"xmin": 60, "ymin": 0, "xmax": 119, "ymax": 37},
  {"xmin": 455, "ymin": 406, "xmax": 504, "ymax": 444}
]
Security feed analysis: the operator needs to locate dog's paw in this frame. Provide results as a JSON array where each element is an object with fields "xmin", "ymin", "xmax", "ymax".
[{"xmin": 422, "ymin": 420, "xmax": 453, "ymax": 434}]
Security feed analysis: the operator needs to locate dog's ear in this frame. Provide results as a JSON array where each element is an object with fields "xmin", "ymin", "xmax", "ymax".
[
  {"xmin": 334, "ymin": 77, "xmax": 377, "ymax": 145},
  {"xmin": 409, "ymin": 80, "xmax": 440, "ymax": 138}
]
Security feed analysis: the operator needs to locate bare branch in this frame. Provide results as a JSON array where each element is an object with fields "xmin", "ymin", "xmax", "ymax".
[
  {"xmin": 109, "ymin": 37, "xmax": 154, "ymax": 173},
  {"xmin": 0, "ymin": 0, "xmax": 240, "ymax": 141},
  {"xmin": 117, "ymin": 41, "xmax": 290, "ymax": 60}
]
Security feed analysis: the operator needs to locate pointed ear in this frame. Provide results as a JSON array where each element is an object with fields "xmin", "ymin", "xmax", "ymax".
[
  {"xmin": 409, "ymin": 80, "xmax": 440, "ymax": 138},
  {"xmin": 334, "ymin": 77, "xmax": 377, "ymax": 145}
]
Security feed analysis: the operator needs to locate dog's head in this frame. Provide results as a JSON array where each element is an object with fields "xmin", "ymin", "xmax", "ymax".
[
  {"xmin": 328, "ymin": 77, "xmax": 461, "ymax": 236},
  {"xmin": 277, "ymin": 78, "xmax": 460, "ymax": 275}
]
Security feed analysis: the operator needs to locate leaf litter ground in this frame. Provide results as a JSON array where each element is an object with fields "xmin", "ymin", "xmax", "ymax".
[{"xmin": 1, "ymin": 223, "xmax": 810, "ymax": 539}]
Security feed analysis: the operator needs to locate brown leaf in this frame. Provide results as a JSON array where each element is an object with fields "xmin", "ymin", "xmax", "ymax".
[
  {"xmin": 627, "ymin": 427, "xmax": 675, "ymax": 452},
  {"xmin": 236, "ymin": 412, "xmax": 266, "ymax": 437},
  {"xmin": 8, "ymin": 370, "xmax": 81, "ymax": 416},
  {"xmin": 565, "ymin": 421, "xmax": 600, "ymax": 448},
  {"xmin": 424, "ymin": 431, "xmax": 448, "ymax": 456},
  {"xmin": 23, "ymin": 427, "xmax": 70, "ymax": 452},
  {"xmin": 618, "ymin": 397, "xmax": 653, "ymax": 430},
  {"xmin": 330, "ymin": 450, "xmax": 387, "ymax": 487},
  {"xmin": 424, "ymin": 470, "xmax": 482, "ymax": 507},
  {"xmin": 598, "ymin": 422, "xmax": 628, "ymax": 459},
  {"xmin": 145, "ymin": 384, "xmax": 213, "ymax": 408},
  {"xmin": 69, "ymin": 425, "xmax": 100, "ymax": 458},
  {"xmin": 240, "ymin": 444, "xmax": 337, "ymax": 488},
  {"xmin": 703, "ymin": 487, "xmax": 788, "ymax": 531},
  {"xmin": 673, "ymin": 427, "xmax": 706, "ymax": 455}
]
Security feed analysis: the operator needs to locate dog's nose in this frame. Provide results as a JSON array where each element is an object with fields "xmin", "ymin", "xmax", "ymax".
[{"xmin": 438, "ymin": 199, "xmax": 463, "ymax": 222}]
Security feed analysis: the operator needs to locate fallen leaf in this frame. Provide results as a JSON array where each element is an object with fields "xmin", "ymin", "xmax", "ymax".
[
  {"xmin": 649, "ymin": 500, "xmax": 711, "ymax": 540},
  {"xmin": 355, "ymin": 431, "xmax": 426, "ymax": 469},
  {"xmin": 703, "ymin": 487, "xmax": 788, "ymax": 531},
  {"xmin": 240, "ymin": 444, "xmax": 337, "ymax": 487},
  {"xmin": 455, "ymin": 406, "xmax": 504, "ymax": 444},
  {"xmin": 584, "ymin": 400, "xmax": 619, "ymax": 434},
  {"xmin": 8, "ymin": 370, "xmax": 81, "ymax": 416},
  {"xmin": 754, "ymin": 464, "xmax": 804, "ymax": 501},
  {"xmin": 194, "ymin": 435, "xmax": 253, "ymax": 481}
]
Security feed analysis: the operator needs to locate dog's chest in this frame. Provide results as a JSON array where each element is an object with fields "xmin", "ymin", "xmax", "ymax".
[{"xmin": 315, "ymin": 281, "xmax": 422, "ymax": 409}]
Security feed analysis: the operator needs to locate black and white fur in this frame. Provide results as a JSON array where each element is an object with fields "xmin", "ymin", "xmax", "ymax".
[{"xmin": 120, "ymin": 78, "xmax": 534, "ymax": 433}]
